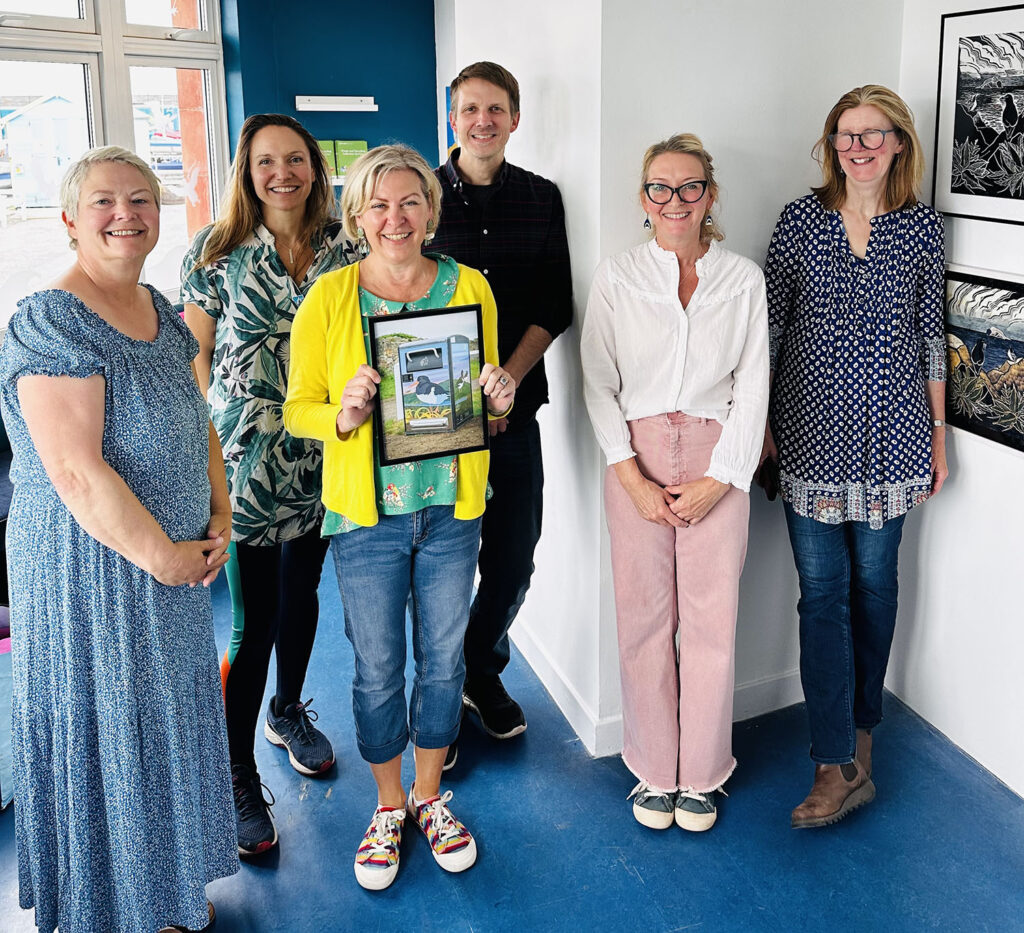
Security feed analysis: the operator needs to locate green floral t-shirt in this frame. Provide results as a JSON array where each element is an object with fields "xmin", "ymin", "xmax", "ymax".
[
  {"xmin": 181, "ymin": 221, "xmax": 357, "ymax": 545},
  {"xmin": 323, "ymin": 254, "xmax": 465, "ymax": 535}
]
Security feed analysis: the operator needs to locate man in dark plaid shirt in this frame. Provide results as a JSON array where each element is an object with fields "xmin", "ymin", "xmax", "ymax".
[{"xmin": 430, "ymin": 61, "xmax": 572, "ymax": 762}]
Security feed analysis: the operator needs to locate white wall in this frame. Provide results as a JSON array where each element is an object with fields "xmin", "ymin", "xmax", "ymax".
[
  {"xmin": 439, "ymin": 1, "xmax": 1024, "ymax": 796},
  {"xmin": 442, "ymin": 0, "xmax": 613, "ymax": 751},
  {"xmin": 597, "ymin": 0, "xmax": 905, "ymax": 726},
  {"xmin": 439, "ymin": 0, "xmax": 905, "ymax": 755},
  {"xmin": 886, "ymin": 0, "xmax": 1024, "ymax": 796}
]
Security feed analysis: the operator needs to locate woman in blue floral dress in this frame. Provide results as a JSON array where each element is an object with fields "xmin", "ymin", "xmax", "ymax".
[
  {"xmin": 181, "ymin": 114, "xmax": 356, "ymax": 857},
  {"xmin": 0, "ymin": 147, "xmax": 237, "ymax": 932},
  {"xmin": 763, "ymin": 86, "xmax": 948, "ymax": 830}
]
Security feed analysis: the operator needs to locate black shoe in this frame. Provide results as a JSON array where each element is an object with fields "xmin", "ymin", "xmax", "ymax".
[
  {"xmin": 443, "ymin": 741, "xmax": 458, "ymax": 771},
  {"xmin": 264, "ymin": 697, "xmax": 335, "ymax": 776},
  {"xmin": 231, "ymin": 763, "xmax": 278, "ymax": 857},
  {"xmin": 463, "ymin": 675, "xmax": 526, "ymax": 739}
]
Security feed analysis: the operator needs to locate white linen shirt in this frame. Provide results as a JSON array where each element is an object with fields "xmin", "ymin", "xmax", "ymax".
[{"xmin": 581, "ymin": 238, "xmax": 770, "ymax": 491}]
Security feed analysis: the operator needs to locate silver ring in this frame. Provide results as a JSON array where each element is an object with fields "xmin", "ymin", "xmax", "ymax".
[{"xmin": 499, "ymin": 374, "xmax": 509, "ymax": 386}]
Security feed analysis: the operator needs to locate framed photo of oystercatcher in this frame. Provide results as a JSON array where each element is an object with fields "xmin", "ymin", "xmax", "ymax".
[
  {"xmin": 367, "ymin": 303, "xmax": 488, "ymax": 465},
  {"xmin": 945, "ymin": 268, "xmax": 1024, "ymax": 454},
  {"xmin": 933, "ymin": 4, "xmax": 1024, "ymax": 225}
]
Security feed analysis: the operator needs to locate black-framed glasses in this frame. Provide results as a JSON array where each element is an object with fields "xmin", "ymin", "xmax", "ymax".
[
  {"xmin": 643, "ymin": 180, "xmax": 708, "ymax": 204},
  {"xmin": 827, "ymin": 129, "xmax": 898, "ymax": 152}
]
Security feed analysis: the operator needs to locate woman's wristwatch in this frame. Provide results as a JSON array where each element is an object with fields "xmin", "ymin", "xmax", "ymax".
[{"xmin": 932, "ymin": 419, "xmax": 946, "ymax": 428}]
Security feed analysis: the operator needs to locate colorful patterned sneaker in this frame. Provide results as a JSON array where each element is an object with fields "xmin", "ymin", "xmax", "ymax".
[
  {"xmin": 406, "ymin": 789, "xmax": 478, "ymax": 872},
  {"xmin": 675, "ymin": 788, "xmax": 718, "ymax": 832},
  {"xmin": 353, "ymin": 805, "xmax": 405, "ymax": 891},
  {"xmin": 231, "ymin": 763, "xmax": 278, "ymax": 857},
  {"xmin": 627, "ymin": 780, "xmax": 675, "ymax": 830},
  {"xmin": 264, "ymin": 697, "xmax": 335, "ymax": 776}
]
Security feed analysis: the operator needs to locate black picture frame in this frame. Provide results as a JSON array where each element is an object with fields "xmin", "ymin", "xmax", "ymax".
[
  {"xmin": 932, "ymin": 4, "xmax": 1024, "ymax": 225},
  {"xmin": 944, "ymin": 268, "xmax": 1024, "ymax": 454},
  {"xmin": 367, "ymin": 302, "xmax": 488, "ymax": 466}
]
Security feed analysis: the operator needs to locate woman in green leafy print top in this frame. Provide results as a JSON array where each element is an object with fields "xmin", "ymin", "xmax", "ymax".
[{"xmin": 181, "ymin": 113, "xmax": 356, "ymax": 858}]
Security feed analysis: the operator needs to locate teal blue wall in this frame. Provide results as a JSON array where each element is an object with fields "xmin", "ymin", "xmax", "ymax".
[{"xmin": 220, "ymin": 0, "xmax": 439, "ymax": 165}]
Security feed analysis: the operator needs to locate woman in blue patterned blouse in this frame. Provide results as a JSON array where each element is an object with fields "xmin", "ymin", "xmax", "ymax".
[
  {"xmin": 763, "ymin": 85, "xmax": 948, "ymax": 829},
  {"xmin": 182, "ymin": 114, "xmax": 356, "ymax": 857}
]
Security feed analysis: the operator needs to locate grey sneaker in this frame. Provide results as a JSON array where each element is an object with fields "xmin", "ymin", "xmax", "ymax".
[
  {"xmin": 675, "ymin": 789, "xmax": 718, "ymax": 832},
  {"xmin": 627, "ymin": 780, "xmax": 675, "ymax": 830}
]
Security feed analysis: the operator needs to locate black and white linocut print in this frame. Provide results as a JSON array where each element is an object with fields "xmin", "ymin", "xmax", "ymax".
[{"xmin": 951, "ymin": 30, "xmax": 1024, "ymax": 200}]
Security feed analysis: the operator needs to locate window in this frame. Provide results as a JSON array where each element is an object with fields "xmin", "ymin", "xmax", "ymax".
[{"xmin": 0, "ymin": 0, "xmax": 227, "ymax": 320}]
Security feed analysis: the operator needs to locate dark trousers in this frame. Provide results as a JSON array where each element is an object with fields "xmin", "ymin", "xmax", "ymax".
[
  {"xmin": 465, "ymin": 417, "xmax": 544, "ymax": 680},
  {"xmin": 224, "ymin": 527, "xmax": 330, "ymax": 768},
  {"xmin": 783, "ymin": 502, "xmax": 906, "ymax": 765}
]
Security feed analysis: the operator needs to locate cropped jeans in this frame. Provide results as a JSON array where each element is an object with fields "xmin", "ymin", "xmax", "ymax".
[
  {"xmin": 783, "ymin": 502, "xmax": 906, "ymax": 764},
  {"xmin": 329, "ymin": 505, "xmax": 481, "ymax": 764}
]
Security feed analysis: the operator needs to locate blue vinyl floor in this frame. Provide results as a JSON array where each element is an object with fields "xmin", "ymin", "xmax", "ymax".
[{"xmin": 2, "ymin": 571, "xmax": 1024, "ymax": 932}]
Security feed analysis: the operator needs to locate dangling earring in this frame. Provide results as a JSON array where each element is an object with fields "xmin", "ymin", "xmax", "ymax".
[
  {"xmin": 704, "ymin": 215, "xmax": 713, "ymax": 227},
  {"xmin": 643, "ymin": 217, "xmax": 651, "ymax": 230},
  {"xmin": 356, "ymin": 225, "xmax": 368, "ymax": 255},
  {"xmin": 424, "ymin": 219, "xmax": 436, "ymax": 244}
]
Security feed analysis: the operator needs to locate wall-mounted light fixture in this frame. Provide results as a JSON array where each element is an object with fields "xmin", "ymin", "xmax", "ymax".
[{"xmin": 295, "ymin": 96, "xmax": 378, "ymax": 112}]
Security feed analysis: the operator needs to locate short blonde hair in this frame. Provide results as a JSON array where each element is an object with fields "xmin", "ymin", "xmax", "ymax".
[
  {"xmin": 60, "ymin": 146, "xmax": 161, "ymax": 220},
  {"xmin": 340, "ymin": 144, "xmax": 442, "ymax": 242},
  {"xmin": 812, "ymin": 85, "xmax": 925, "ymax": 212},
  {"xmin": 640, "ymin": 134, "xmax": 724, "ymax": 244}
]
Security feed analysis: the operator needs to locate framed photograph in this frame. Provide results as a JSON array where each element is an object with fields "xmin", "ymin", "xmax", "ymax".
[
  {"xmin": 933, "ymin": 4, "xmax": 1024, "ymax": 224},
  {"xmin": 945, "ymin": 269, "xmax": 1024, "ymax": 453},
  {"xmin": 367, "ymin": 303, "xmax": 488, "ymax": 466}
]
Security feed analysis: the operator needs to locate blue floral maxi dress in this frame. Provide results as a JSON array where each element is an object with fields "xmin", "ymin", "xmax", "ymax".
[{"xmin": 0, "ymin": 288, "xmax": 239, "ymax": 933}]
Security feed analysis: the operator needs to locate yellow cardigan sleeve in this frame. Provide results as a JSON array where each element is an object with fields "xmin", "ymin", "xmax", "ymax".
[{"xmin": 284, "ymin": 272, "xmax": 348, "ymax": 443}]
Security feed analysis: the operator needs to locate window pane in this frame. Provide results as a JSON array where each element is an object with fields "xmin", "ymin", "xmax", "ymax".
[
  {"xmin": 124, "ymin": 0, "xmax": 199, "ymax": 29},
  {"xmin": 130, "ymin": 65, "xmax": 214, "ymax": 295},
  {"xmin": 0, "ymin": 1, "xmax": 82, "ymax": 17},
  {"xmin": 0, "ymin": 60, "xmax": 92, "ymax": 329}
]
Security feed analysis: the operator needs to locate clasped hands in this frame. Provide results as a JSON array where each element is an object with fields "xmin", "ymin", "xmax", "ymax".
[
  {"xmin": 620, "ymin": 472, "xmax": 729, "ymax": 528},
  {"xmin": 337, "ymin": 362, "xmax": 516, "ymax": 436}
]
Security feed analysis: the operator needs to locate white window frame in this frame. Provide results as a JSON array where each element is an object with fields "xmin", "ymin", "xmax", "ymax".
[
  {"xmin": 122, "ymin": 0, "xmax": 217, "ymax": 44},
  {"xmin": 0, "ymin": 2, "xmax": 96, "ymax": 36},
  {"xmin": 0, "ymin": 0, "xmax": 229, "ymax": 299},
  {"xmin": 0, "ymin": 0, "xmax": 227, "ymax": 171},
  {"xmin": 0, "ymin": 46, "xmax": 103, "ymax": 146}
]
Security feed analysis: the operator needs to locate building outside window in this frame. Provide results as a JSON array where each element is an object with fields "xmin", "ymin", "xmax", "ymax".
[{"xmin": 0, "ymin": 0, "xmax": 229, "ymax": 318}]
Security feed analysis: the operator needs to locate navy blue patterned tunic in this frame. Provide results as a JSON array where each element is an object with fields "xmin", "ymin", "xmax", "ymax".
[
  {"xmin": 0, "ymin": 287, "xmax": 238, "ymax": 932},
  {"xmin": 765, "ymin": 194, "xmax": 946, "ymax": 529}
]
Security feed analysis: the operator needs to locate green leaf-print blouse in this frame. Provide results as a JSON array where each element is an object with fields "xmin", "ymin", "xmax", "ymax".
[{"xmin": 181, "ymin": 220, "xmax": 357, "ymax": 545}]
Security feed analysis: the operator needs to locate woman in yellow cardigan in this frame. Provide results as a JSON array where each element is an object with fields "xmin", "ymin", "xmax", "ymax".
[{"xmin": 284, "ymin": 144, "xmax": 515, "ymax": 892}]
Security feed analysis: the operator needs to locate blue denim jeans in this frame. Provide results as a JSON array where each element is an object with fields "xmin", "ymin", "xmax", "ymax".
[
  {"xmin": 783, "ymin": 503, "xmax": 906, "ymax": 764},
  {"xmin": 329, "ymin": 506, "xmax": 482, "ymax": 764}
]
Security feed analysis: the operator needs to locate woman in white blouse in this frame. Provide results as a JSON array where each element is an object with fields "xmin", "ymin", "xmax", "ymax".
[{"xmin": 581, "ymin": 134, "xmax": 769, "ymax": 832}]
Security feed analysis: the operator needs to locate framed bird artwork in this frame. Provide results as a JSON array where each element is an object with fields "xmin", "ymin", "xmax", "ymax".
[
  {"xmin": 933, "ymin": 4, "xmax": 1024, "ymax": 225},
  {"xmin": 367, "ymin": 303, "xmax": 488, "ymax": 465},
  {"xmin": 945, "ymin": 267, "xmax": 1024, "ymax": 454}
]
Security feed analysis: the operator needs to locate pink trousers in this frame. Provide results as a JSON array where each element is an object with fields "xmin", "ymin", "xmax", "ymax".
[{"xmin": 605, "ymin": 413, "xmax": 750, "ymax": 793}]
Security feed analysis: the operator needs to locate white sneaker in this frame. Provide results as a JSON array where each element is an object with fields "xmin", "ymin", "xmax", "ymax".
[
  {"xmin": 406, "ymin": 789, "xmax": 477, "ymax": 872},
  {"xmin": 353, "ymin": 805, "xmax": 405, "ymax": 890}
]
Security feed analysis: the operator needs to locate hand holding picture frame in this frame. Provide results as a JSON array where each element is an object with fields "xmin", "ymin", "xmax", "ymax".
[{"xmin": 367, "ymin": 303, "xmax": 489, "ymax": 465}]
